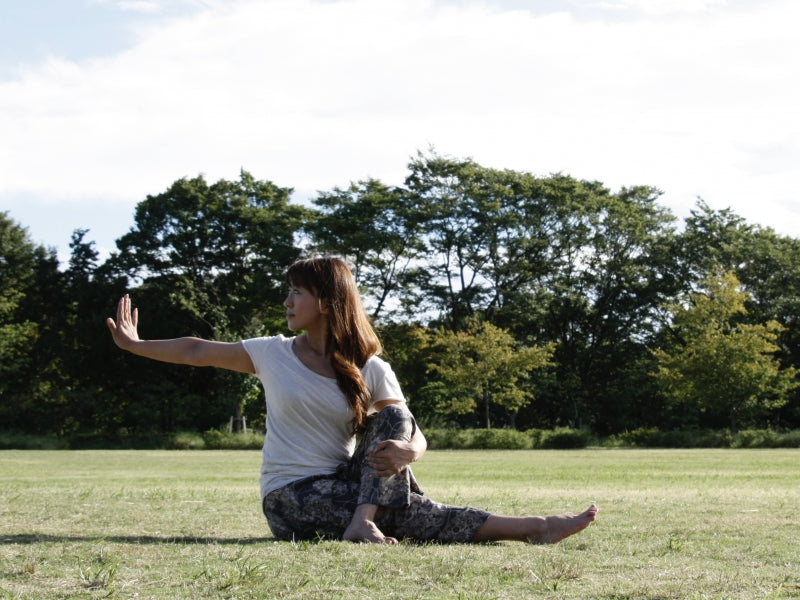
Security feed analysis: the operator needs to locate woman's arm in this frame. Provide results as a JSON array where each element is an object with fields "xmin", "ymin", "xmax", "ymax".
[
  {"xmin": 367, "ymin": 400, "xmax": 427, "ymax": 476},
  {"xmin": 106, "ymin": 294, "xmax": 255, "ymax": 374}
]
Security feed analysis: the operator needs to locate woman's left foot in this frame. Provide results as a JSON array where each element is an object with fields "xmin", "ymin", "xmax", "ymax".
[{"xmin": 528, "ymin": 503, "xmax": 599, "ymax": 544}]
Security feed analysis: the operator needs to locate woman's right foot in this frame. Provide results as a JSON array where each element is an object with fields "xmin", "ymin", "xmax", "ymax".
[{"xmin": 343, "ymin": 519, "xmax": 398, "ymax": 544}]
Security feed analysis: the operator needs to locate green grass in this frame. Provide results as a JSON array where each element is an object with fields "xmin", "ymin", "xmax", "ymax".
[{"xmin": 1, "ymin": 449, "xmax": 798, "ymax": 599}]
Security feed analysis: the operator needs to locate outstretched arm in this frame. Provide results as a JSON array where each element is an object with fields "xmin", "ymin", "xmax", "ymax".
[{"xmin": 106, "ymin": 294, "xmax": 255, "ymax": 374}]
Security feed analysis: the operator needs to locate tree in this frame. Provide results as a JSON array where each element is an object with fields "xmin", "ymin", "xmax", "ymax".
[
  {"xmin": 675, "ymin": 200, "xmax": 800, "ymax": 428},
  {"xmin": 543, "ymin": 183, "xmax": 679, "ymax": 432},
  {"xmin": 0, "ymin": 212, "xmax": 66, "ymax": 433},
  {"xmin": 489, "ymin": 177, "xmax": 679, "ymax": 432},
  {"xmin": 405, "ymin": 152, "xmax": 510, "ymax": 328},
  {"xmin": 398, "ymin": 153, "xmax": 683, "ymax": 431},
  {"xmin": 0, "ymin": 214, "xmax": 40, "ymax": 402},
  {"xmin": 652, "ymin": 271, "xmax": 798, "ymax": 431},
  {"xmin": 105, "ymin": 171, "xmax": 306, "ymax": 433},
  {"xmin": 113, "ymin": 171, "xmax": 304, "ymax": 336},
  {"xmin": 425, "ymin": 319, "xmax": 554, "ymax": 428},
  {"xmin": 377, "ymin": 322, "xmax": 439, "ymax": 424},
  {"xmin": 305, "ymin": 179, "xmax": 425, "ymax": 321}
]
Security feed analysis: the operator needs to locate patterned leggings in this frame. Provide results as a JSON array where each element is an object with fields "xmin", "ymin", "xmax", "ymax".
[{"xmin": 262, "ymin": 404, "xmax": 490, "ymax": 543}]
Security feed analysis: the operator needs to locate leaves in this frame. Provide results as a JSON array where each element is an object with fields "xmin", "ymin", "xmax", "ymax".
[
  {"xmin": 426, "ymin": 319, "xmax": 554, "ymax": 427},
  {"xmin": 652, "ymin": 271, "xmax": 799, "ymax": 430},
  {"xmin": 5, "ymin": 156, "xmax": 800, "ymax": 436}
]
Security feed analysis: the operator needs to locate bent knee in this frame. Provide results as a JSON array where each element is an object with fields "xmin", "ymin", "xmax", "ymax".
[
  {"xmin": 374, "ymin": 403, "xmax": 413, "ymax": 426},
  {"xmin": 370, "ymin": 403, "xmax": 415, "ymax": 438},
  {"xmin": 377, "ymin": 403, "xmax": 407, "ymax": 418}
]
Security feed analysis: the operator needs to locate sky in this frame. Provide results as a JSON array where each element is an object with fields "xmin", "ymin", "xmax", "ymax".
[{"xmin": 2, "ymin": 0, "xmax": 799, "ymax": 264}]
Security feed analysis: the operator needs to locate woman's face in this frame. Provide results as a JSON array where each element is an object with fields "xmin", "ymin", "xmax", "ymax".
[{"xmin": 284, "ymin": 285, "xmax": 326, "ymax": 332}]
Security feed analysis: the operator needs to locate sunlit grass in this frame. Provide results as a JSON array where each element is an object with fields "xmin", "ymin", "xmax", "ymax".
[{"xmin": 1, "ymin": 449, "xmax": 798, "ymax": 599}]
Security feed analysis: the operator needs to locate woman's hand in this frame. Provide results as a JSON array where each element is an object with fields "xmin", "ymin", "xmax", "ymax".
[
  {"xmin": 106, "ymin": 294, "xmax": 140, "ymax": 351},
  {"xmin": 105, "ymin": 295, "xmax": 255, "ymax": 373},
  {"xmin": 367, "ymin": 440, "xmax": 419, "ymax": 477}
]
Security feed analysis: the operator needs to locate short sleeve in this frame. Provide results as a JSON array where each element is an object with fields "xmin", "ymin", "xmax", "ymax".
[
  {"xmin": 363, "ymin": 356, "xmax": 405, "ymax": 408},
  {"xmin": 242, "ymin": 335, "xmax": 283, "ymax": 376}
]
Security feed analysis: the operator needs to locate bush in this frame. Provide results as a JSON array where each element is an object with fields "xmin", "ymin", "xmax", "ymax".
[
  {"xmin": 126, "ymin": 426, "xmax": 800, "ymax": 450},
  {"xmin": 5, "ymin": 426, "xmax": 798, "ymax": 450},
  {"xmin": 538, "ymin": 427, "xmax": 593, "ymax": 449},
  {"xmin": 424, "ymin": 427, "xmax": 591, "ymax": 450},
  {"xmin": 424, "ymin": 428, "xmax": 532, "ymax": 449},
  {"xmin": 526, "ymin": 428, "xmax": 548, "ymax": 448},
  {"xmin": 778, "ymin": 429, "xmax": 800, "ymax": 448},
  {"xmin": 613, "ymin": 428, "xmax": 731, "ymax": 448},
  {"xmin": 0, "ymin": 431, "xmax": 68, "ymax": 450},
  {"xmin": 423, "ymin": 428, "xmax": 462, "ymax": 450},
  {"xmin": 730, "ymin": 429, "xmax": 800, "ymax": 448},
  {"xmin": 165, "ymin": 431, "xmax": 206, "ymax": 450},
  {"xmin": 203, "ymin": 429, "xmax": 264, "ymax": 450},
  {"xmin": 613, "ymin": 427, "xmax": 662, "ymax": 447},
  {"xmin": 469, "ymin": 428, "xmax": 532, "ymax": 449}
]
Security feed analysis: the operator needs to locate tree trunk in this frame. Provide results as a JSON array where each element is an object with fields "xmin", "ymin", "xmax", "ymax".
[{"xmin": 484, "ymin": 387, "xmax": 491, "ymax": 429}]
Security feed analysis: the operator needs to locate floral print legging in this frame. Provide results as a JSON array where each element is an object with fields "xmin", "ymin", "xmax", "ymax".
[{"xmin": 262, "ymin": 404, "xmax": 490, "ymax": 543}]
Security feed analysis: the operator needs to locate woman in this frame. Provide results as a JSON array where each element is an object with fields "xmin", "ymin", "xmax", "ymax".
[{"xmin": 107, "ymin": 256, "xmax": 597, "ymax": 544}]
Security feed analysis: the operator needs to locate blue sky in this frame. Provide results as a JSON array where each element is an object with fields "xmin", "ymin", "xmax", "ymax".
[{"xmin": 2, "ymin": 0, "xmax": 799, "ymax": 263}]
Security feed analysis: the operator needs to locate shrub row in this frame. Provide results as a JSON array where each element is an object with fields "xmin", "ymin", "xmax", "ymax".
[
  {"xmin": 424, "ymin": 427, "xmax": 594, "ymax": 450},
  {"xmin": 608, "ymin": 427, "xmax": 800, "ymax": 449},
  {"xmin": 2, "ymin": 427, "xmax": 799, "ymax": 450},
  {"xmin": 201, "ymin": 429, "xmax": 264, "ymax": 450}
]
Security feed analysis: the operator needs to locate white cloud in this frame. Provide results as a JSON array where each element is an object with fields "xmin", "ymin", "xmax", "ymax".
[
  {"xmin": 595, "ymin": 0, "xmax": 728, "ymax": 16},
  {"xmin": 115, "ymin": 1, "xmax": 163, "ymax": 13},
  {"xmin": 1, "ymin": 0, "xmax": 799, "ymax": 251}
]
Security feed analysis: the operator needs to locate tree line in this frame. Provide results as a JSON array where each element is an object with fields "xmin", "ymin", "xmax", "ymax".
[{"xmin": 2, "ymin": 152, "xmax": 799, "ymax": 440}]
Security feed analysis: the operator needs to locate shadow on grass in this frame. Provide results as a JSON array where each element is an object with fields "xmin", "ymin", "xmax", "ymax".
[{"xmin": 0, "ymin": 533, "xmax": 277, "ymax": 545}]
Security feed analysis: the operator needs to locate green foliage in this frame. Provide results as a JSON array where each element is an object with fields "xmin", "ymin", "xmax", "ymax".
[
  {"xmin": 611, "ymin": 427, "xmax": 732, "ymax": 448},
  {"xmin": 165, "ymin": 431, "xmax": 207, "ymax": 450},
  {"xmin": 112, "ymin": 170, "xmax": 302, "ymax": 338},
  {"xmin": 424, "ymin": 426, "xmax": 593, "ymax": 449},
  {"xmin": 98, "ymin": 172, "xmax": 306, "ymax": 434},
  {"xmin": 425, "ymin": 318, "xmax": 554, "ymax": 428},
  {"xmin": 536, "ymin": 427, "xmax": 595, "ymax": 449},
  {"xmin": 203, "ymin": 429, "xmax": 264, "ymax": 450},
  {"xmin": 306, "ymin": 179, "xmax": 425, "ymax": 321},
  {"xmin": 424, "ymin": 428, "xmax": 533, "ymax": 449},
  {"xmin": 731, "ymin": 428, "xmax": 800, "ymax": 448},
  {"xmin": 0, "ymin": 431, "xmax": 69, "ymax": 450},
  {"xmin": 652, "ymin": 271, "xmax": 799, "ymax": 430},
  {"xmin": 675, "ymin": 202, "xmax": 800, "ymax": 426},
  {"xmin": 6, "ymin": 158, "xmax": 800, "ymax": 438},
  {"xmin": 611, "ymin": 427, "xmax": 800, "ymax": 448},
  {"xmin": 0, "ymin": 213, "xmax": 67, "ymax": 433},
  {"xmin": 0, "ymin": 214, "xmax": 40, "ymax": 396}
]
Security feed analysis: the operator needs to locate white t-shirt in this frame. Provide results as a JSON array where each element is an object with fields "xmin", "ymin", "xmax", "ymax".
[{"xmin": 242, "ymin": 335, "xmax": 405, "ymax": 498}]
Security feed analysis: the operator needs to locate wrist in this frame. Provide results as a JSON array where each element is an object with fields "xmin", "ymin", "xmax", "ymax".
[{"xmin": 409, "ymin": 443, "xmax": 422, "ymax": 463}]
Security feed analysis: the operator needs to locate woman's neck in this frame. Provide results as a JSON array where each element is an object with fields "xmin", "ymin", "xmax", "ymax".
[
  {"xmin": 293, "ymin": 331, "xmax": 335, "ymax": 378},
  {"xmin": 301, "ymin": 328, "xmax": 328, "ymax": 357}
]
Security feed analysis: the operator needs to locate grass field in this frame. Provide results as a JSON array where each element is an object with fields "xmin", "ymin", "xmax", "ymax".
[{"xmin": 1, "ymin": 448, "xmax": 798, "ymax": 599}]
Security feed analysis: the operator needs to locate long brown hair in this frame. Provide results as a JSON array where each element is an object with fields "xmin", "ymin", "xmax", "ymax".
[{"xmin": 287, "ymin": 256, "xmax": 382, "ymax": 433}]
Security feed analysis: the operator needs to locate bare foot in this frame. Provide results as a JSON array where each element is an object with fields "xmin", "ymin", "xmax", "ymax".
[
  {"xmin": 472, "ymin": 503, "xmax": 599, "ymax": 544},
  {"xmin": 527, "ymin": 503, "xmax": 599, "ymax": 544},
  {"xmin": 342, "ymin": 519, "xmax": 398, "ymax": 544}
]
